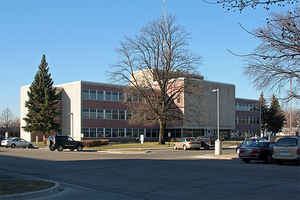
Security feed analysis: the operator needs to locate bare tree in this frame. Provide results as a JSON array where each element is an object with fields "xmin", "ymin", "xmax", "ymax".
[
  {"xmin": 215, "ymin": 0, "xmax": 297, "ymax": 12},
  {"xmin": 242, "ymin": 9, "xmax": 300, "ymax": 101},
  {"xmin": 0, "ymin": 108, "xmax": 14, "ymax": 131},
  {"xmin": 111, "ymin": 15, "xmax": 201, "ymax": 144}
]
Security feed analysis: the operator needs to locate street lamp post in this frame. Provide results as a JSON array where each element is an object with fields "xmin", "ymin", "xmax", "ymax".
[{"xmin": 212, "ymin": 88, "xmax": 222, "ymax": 155}]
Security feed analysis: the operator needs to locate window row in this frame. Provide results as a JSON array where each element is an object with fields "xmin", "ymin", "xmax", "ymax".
[
  {"xmin": 82, "ymin": 108, "xmax": 131, "ymax": 120},
  {"xmin": 235, "ymin": 116, "xmax": 260, "ymax": 125},
  {"xmin": 82, "ymin": 89, "xmax": 142, "ymax": 103},
  {"xmin": 81, "ymin": 128, "xmax": 160, "ymax": 138},
  {"xmin": 82, "ymin": 89, "xmax": 123, "ymax": 102},
  {"xmin": 235, "ymin": 103, "xmax": 258, "ymax": 112}
]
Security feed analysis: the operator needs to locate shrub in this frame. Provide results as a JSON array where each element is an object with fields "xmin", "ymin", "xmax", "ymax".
[{"xmin": 83, "ymin": 139, "xmax": 109, "ymax": 147}]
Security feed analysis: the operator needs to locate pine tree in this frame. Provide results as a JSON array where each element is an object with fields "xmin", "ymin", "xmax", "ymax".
[
  {"xmin": 23, "ymin": 54, "xmax": 61, "ymax": 137},
  {"xmin": 266, "ymin": 94, "xmax": 286, "ymax": 135},
  {"xmin": 259, "ymin": 92, "xmax": 269, "ymax": 136}
]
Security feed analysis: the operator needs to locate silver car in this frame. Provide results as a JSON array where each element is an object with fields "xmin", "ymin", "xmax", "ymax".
[
  {"xmin": 272, "ymin": 136, "xmax": 300, "ymax": 164},
  {"xmin": 1, "ymin": 137, "xmax": 34, "ymax": 148},
  {"xmin": 173, "ymin": 137, "xmax": 202, "ymax": 150}
]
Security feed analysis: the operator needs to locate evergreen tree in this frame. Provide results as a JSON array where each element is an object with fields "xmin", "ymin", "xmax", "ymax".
[
  {"xmin": 23, "ymin": 55, "xmax": 61, "ymax": 137},
  {"xmin": 259, "ymin": 92, "xmax": 269, "ymax": 136},
  {"xmin": 266, "ymin": 94, "xmax": 286, "ymax": 135}
]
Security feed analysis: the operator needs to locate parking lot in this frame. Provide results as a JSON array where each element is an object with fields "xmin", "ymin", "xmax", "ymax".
[
  {"xmin": 0, "ymin": 147, "xmax": 300, "ymax": 200},
  {"xmin": 0, "ymin": 146, "xmax": 235, "ymax": 160}
]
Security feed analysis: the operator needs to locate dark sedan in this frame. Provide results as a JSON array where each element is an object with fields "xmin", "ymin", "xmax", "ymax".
[{"xmin": 239, "ymin": 142, "xmax": 273, "ymax": 164}]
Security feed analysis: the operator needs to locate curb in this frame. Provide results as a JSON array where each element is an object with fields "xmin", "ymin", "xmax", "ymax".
[
  {"xmin": 0, "ymin": 179, "xmax": 62, "ymax": 200},
  {"xmin": 195, "ymin": 154, "xmax": 238, "ymax": 160}
]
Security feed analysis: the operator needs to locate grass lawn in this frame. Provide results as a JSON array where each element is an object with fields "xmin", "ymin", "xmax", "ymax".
[
  {"xmin": 0, "ymin": 180, "xmax": 55, "ymax": 195},
  {"xmin": 86, "ymin": 142, "xmax": 173, "ymax": 151},
  {"xmin": 85, "ymin": 141, "xmax": 241, "ymax": 151}
]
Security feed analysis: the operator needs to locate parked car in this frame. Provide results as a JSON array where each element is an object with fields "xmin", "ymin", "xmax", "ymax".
[
  {"xmin": 48, "ymin": 135, "xmax": 84, "ymax": 152},
  {"xmin": 197, "ymin": 136, "xmax": 215, "ymax": 150},
  {"xmin": 239, "ymin": 141, "xmax": 273, "ymax": 164},
  {"xmin": 0, "ymin": 135, "xmax": 6, "ymax": 146},
  {"xmin": 1, "ymin": 137, "xmax": 34, "ymax": 148},
  {"xmin": 173, "ymin": 137, "xmax": 200, "ymax": 150},
  {"xmin": 272, "ymin": 136, "xmax": 300, "ymax": 164},
  {"xmin": 236, "ymin": 137, "xmax": 268, "ymax": 154}
]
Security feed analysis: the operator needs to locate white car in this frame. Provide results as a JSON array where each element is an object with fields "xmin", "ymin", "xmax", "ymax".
[
  {"xmin": 272, "ymin": 136, "xmax": 300, "ymax": 164},
  {"xmin": 1, "ymin": 137, "xmax": 34, "ymax": 148},
  {"xmin": 173, "ymin": 137, "xmax": 202, "ymax": 150}
]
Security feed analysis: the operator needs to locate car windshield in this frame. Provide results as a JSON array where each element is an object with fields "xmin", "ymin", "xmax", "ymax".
[
  {"xmin": 248, "ymin": 142, "xmax": 267, "ymax": 147},
  {"xmin": 275, "ymin": 138, "xmax": 297, "ymax": 147},
  {"xmin": 243, "ymin": 139, "xmax": 256, "ymax": 145},
  {"xmin": 186, "ymin": 138, "xmax": 196, "ymax": 142}
]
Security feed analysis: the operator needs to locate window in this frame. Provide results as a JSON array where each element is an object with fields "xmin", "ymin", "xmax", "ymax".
[
  {"xmin": 83, "ymin": 89, "xmax": 89, "ymax": 100},
  {"xmin": 97, "ymin": 128, "xmax": 104, "ymax": 137},
  {"xmin": 132, "ymin": 95, "xmax": 139, "ymax": 102},
  {"xmin": 133, "ymin": 128, "xmax": 139, "ymax": 137},
  {"xmin": 126, "ymin": 94, "xmax": 132, "ymax": 102},
  {"xmin": 276, "ymin": 138, "xmax": 297, "ymax": 147},
  {"xmin": 105, "ymin": 91, "xmax": 112, "ymax": 101},
  {"xmin": 119, "ymin": 92, "xmax": 124, "ymax": 102},
  {"xmin": 97, "ymin": 109, "xmax": 104, "ymax": 119},
  {"xmin": 112, "ymin": 92, "xmax": 119, "ymax": 102},
  {"xmin": 82, "ymin": 128, "xmax": 89, "ymax": 138},
  {"xmin": 90, "ymin": 109, "xmax": 96, "ymax": 119},
  {"xmin": 83, "ymin": 108, "xmax": 89, "ymax": 119},
  {"xmin": 105, "ymin": 128, "xmax": 111, "ymax": 137},
  {"xmin": 119, "ymin": 128, "xmax": 125, "ymax": 137},
  {"xmin": 127, "ymin": 111, "xmax": 132, "ymax": 120},
  {"xmin": 90, "ymin": 90, "xmax": 97, "ymax": 100},
  {"xmin": 90, "ymin": 128, "xmax": 96, "ymax": 137},
  {"xmin": 112, "ymin": 128, "xmax": 119, "ymax": 137},
  {"xmin": 119, "ymin": 110, "xmax": 125, "ymax": 120},
  {"xmin": 97, "ymin": 90, "xmax": 104, "ymax": 101},
  {"xmin": 105, "ymin": 110, "xmax": 112, "ymax": 120},
  {"xmin": 112, "ymin": 110, "xmax": 119, "ymax": 120},
  {"xmin": 146, "ymin": 129, "xmax": 151, "ymax": 138},
  {"xmin": 139, "ymin": 128, "xmax": 144, "ymax": 136},
  {"xmin": 152, "ymin": 129, "xmax": 159, "ymax": 138},
  {"xmin": 126, "ymin": 128, "xmax": 132, "ymax": 137}
]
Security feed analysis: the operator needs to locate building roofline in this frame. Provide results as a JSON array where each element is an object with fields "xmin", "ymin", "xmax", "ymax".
[
  {"xmin": 236, "ymin": 97, "xmax": 259, "ymax": 102},
  {"xmin": 80, "ymin": 80, "xmax": 127, "ymax": 88},
  {"xmin": 187, "ymin": 79, "xmax": 235, "ymax": 87}
]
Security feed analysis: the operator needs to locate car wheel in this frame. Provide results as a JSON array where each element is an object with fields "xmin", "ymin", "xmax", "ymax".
[
  {"xmin": 204, "ymin": 144, "xmax": 210, "ymax": 150},
  {"xmin": 265, "ymin": 155, "xmax": 272, "ymax": 164},
  {"xmin": 173, "ymin": 145, "xmax": 177, "ymax": 150},
  {"xmin": 11, "ymin": 144, "xmax": 16, "ymax": 148},
  {"xmin": 242, "ymin": 159, "xmax": 250, "ymax": 163},
  {"xmin": 183, "ymin": 145, "xmax": 187, "ymax": 151},
  {"xmin": 57, "ymin": 145, "xmax": 64, "ymax": 152},
  {"xmin": 275, "ymin": 159, "xmax": 283, "ymax": 165},
  {"xmin": 49, "ymin": 145, "xmax": 56, "ymax": 151},
  {"xmin": 77, "ymin": 145, "xmax": 83, "ymax": 151}
]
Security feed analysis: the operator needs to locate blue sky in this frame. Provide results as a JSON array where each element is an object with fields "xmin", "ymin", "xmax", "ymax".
[{"xmin": 0, "ymin": 0, "xmax": 296, "ymax": 117}]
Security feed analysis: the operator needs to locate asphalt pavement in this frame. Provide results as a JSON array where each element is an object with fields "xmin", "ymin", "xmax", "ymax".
[{"xmin": 0, "ymin": 147, "xmax": 299, "ymax": 200}]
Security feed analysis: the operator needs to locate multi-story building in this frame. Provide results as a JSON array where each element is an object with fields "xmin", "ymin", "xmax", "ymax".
[
  {"xmin": 20, "ymin": 78, "xmax": 236, "ymax": 142},
  {"xmin": 234, "ymin": 98, "xmax": 260, "ymax": 137}
]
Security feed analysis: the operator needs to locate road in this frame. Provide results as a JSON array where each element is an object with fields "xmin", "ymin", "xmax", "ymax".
[{"xmin": 0, "ymin": 148, "xmax": 299, "ymax": 200}]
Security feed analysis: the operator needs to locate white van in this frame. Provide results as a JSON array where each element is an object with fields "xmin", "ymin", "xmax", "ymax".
[{"xmin": 272, "ymin": 136, "xmax": 300, "ymax": 164}]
